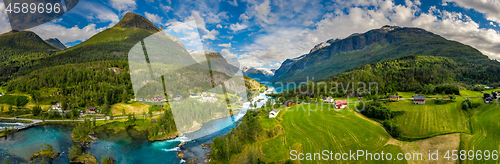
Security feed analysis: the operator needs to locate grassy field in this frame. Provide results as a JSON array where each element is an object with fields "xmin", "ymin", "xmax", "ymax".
[
  {"xmin": 386, "ymin": 98, "xmax": 472, "ymax": 140},
  {"xmin": 397, "ymin": 89, "xmax": 483, "ymax": 99},
  {"xmin": 258, "ymin": 104, "xmax": 393, "ymax": 163},
  {"xmin": 110, "ymin": 101, "xmax": 150, "ymax": 116},
  {"xmin": 459, "ymin": 103, "xmax": 500, "ymax": 164}
]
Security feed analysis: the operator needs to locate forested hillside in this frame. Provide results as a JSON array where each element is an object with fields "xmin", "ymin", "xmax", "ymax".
[
  {"xmin": 0, "ymin": 13, "xmax": 160, "ymax": 84},
  {"xmin": 272, "ymin": 26, "xmax": 500, "ymax": 87},
  {"xmin": 0, "ymin": 31, "xmax": 58, "ymax": 83},
  {"xmin": 280, "ymin": 55, "xmax": 498, "ymax": 99}
]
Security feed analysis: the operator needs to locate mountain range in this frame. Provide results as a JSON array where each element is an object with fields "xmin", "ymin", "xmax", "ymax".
[
  {"xmin": 241, "ymin": 66, "xmax": 276, "ymax": 82},
  {"xmin": 270, "ymin": 25, "xmax": 500, "ymax": 86},
  {"xmin": 0, "ymin": 12, "xmax": 262, "ymax": 103},
  {"xmin": 3, "ymin": 13, "xmax": 500, "ymax": 94},
  {"xmin": 44, "ymin": 38, "xmax": 67, "ymax": 51}
]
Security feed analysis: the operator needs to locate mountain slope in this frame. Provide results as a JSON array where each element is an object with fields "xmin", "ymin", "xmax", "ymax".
[
  {"xmin": 44, "ymin": 38, "xmax": 67, "ymax": 50},
  {"xmin": 0, "ymin": 31, "xmax": 58, "ymax": 83},
  {"xmin": 270, "ymin": 54, "xmax": 305, "ymax": 81},
  {"xmin": 262, "ymin": 69, "xmax": 276, "ymax": 79},
  {"xmin": 2, "ymin": 12, "xmax": 161, "ymax": 82},
  {"xmin": 242, "ymin": 67, "xmax": 269, "ymax": 82},
  {"xmin": 272, "ymin": 25, "xmax": 496, "ymax": 84}
]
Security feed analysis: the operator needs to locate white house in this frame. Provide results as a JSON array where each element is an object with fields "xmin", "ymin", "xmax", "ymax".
[
  {"xmin": 413, "ymin": 95, "xmax": 426, "ymax": 105},
  {"xmin": 201, "ymin": 92, "xmax": 208, "ymax": 97},
  {"xmin": 210, "ymin": 93, "xmax": 217, "ymax": 97},
  {"xmin": 189, "ymin": 94, "xmax": 201, "ymax": 98},
  {"xmin": 323, "ymin": 97, "xmax": 334, "ymax": 103},
  {"xmin": 269, "ymin": 109, "xmax": 280, "ymax": 118}
]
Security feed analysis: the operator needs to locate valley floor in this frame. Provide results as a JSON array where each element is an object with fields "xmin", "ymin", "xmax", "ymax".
[{"xmin": 226, "ymin": 95, "xmax": 500, "ymax": 164}]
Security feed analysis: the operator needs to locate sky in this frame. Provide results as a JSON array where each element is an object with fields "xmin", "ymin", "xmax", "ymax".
[{"xmin": 1, "ymin": 0, "xmax": 500, "ymax": 71}]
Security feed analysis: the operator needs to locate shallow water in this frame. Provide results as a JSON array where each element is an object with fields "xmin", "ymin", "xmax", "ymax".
[
  {"xmin": 0, "ymin": 92, "xmax": 268, "ymax": 163},
  {"xmin": 0, "ymin": 112, "xmax": 246, "ymax": 164}
]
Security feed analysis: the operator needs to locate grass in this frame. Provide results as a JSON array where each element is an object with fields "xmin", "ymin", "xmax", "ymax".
[
  {"xmin": 257, "ymin": 104, "xmax": 393, "ymax": 163},
  {"xmin": 459, "ymin": 102, "xmax": 500, "ymax": 164},
  {"xmin": 386, "ymin": 97, "xmax": 472, "ymax": 140},
  {"xmin": 396, "ymin": 89, "xmax": 483, "ymax": 99},
  {"xmin": 396, "ymin": 92, "xmax": 416, "ymax": 98},
  {"xmin": 111, "ymin": 102, "xmax": 150, "ymax": 116}
]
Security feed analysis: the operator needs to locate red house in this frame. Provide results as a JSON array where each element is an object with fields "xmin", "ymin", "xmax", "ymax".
[{"xmin": 334, "ymin": 100, "xmax": 347, "ymax": 109}]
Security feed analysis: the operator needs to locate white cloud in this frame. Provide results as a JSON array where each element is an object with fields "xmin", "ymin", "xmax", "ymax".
[
  {"xmin": 165, "ymin": 20, "xmax": 205, "ymax": 50},
  {"xmin": 221, "ymin": 49, "xmax": 238, "ymax": 58},
  {"xmin": 269, "ymin": 62, "xmax": 281, "ymax": 67},
  {"xmin": 228, "ymin": 0, "xmax": 238, "ymax": 6},
  {"xmin": 160, "ymin": 4, "xmax": 173, "ymax": 12},
  {"xmin": 239, "ymin": 13, "xmax": 250, "ymax": 20},
  {"xmin": 218, "ymin": 43, "xmax": 232, "ymax": 47},
  {"xmin": 110, "ymin": 0, "xmax": 136, "ymax": 14},
  {"xmin": 66, "ymin": 1, "xmax": 119, "ymax": 27},
  {"xmin": 202, "ymin": 29, "xmax": 219, "ymax": 40},
  {"xmin": 145, "ymin": 12, "xmax": 163, "ymax": 24},
  {"xmin": 185, "ymin": 10, "xmax": 219, "ymax": 40},
  {"xmin": 216, "ymin": 24, "xmax": 223, "ymax": 28},
  {"xmin": 0, "ymin": 1, "xmax": 12, "ymax": 34},
  {"xmin": 229, "ymin": 23, "xmax": 248, "ymax": 32},
  {"xmin": 490, "ymin": 22, "xmax": 497, "ymax": 27},
  {"xmin": 443, "ymin": 0, "xmax": 500, "ymax": 24},
  {"xmin": 30, "ymin": 23, "xmax": 107, "ymax": 44}
]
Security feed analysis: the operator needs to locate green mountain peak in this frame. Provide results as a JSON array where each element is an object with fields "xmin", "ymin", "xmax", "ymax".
[{"xmin": 114, "ymin": 12, "xmax": 160, "ymax": 32}]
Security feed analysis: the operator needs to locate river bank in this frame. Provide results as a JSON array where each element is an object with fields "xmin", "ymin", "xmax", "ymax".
[{"xmin": 0, "ymin": 90, "xmax": 270, "ymax": 163}]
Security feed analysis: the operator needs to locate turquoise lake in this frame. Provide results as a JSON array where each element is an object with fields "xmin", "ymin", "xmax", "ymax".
[{"xmin": 0, "ymin": 111, "xmax": 246, "ymax": 164}]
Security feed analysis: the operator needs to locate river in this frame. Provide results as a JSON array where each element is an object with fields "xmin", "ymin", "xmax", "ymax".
[{"xmin": 0, "ymin": 92, "xmax": 271, "ymax": 163}]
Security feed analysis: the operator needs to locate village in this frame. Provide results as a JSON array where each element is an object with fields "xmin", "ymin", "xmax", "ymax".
[{"xmin": 265, "ymin": 89, "xmax": 500, "ymax": 119}]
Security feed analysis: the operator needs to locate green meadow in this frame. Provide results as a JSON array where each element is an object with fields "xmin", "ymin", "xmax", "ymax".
[
  {"xmin": 386, "ymin": 98, "xmax": 472, "ymax": 140},
  {"xmin": 254, "ymin": 104, "xmax": 399, "ymax": 163},
  {"xmin": 226, "ymin": 97, "xmax": 500, "ymax": 164},
  {"xmin": 459, "ymin": 103, "xmax": 500, "ymax": 164}
]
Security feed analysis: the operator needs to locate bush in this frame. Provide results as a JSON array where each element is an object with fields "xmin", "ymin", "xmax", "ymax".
[
  {"xmin": 383, "ymin": 121, "xmax": 402, "ymax": 138},
  {"xmin": 32, "ymin": 106, "xmax": 42, "ymax": 116}
]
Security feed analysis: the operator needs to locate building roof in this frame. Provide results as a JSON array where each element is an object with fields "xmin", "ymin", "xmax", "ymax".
[
  {"xmin": 388, "ymin": 95, "xmax": 399, "ymax": 98},
  {"xmin": 271, "ymin": 109, "xmax": 279, "ymax": 113},
  {"xmin": 335, "ymin": 100, "xmax": 347, "ymax": 104},
  {"xmin": 414, "ymin": 96, "xmax": 426, "ymax": 100}
]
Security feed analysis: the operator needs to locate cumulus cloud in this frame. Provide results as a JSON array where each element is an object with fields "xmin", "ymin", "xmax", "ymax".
[
  {"xmin": 185, "ymin": 10, "xmax": 219, "ymax": 40},
  {"xmin": 110, "ymin": 0, "xmax": 137, "ymax": 14},
  {"xmin": 0, "ymin": 1, "xmax": 12, "ymax": 34},
  {"xmin": 221, "ymin": 49, "xmax": 238, "ymax": 58},
  {"xmin": 218, "ymin": 43, "xmax": 232, "ymax": 47},
  {"xmin": 160, "ymin": 4, "xmax": 173, "ymax": 12},
  {"xmin": 145, "ymin": 12, "xmax": 163, "ymax": 24},
  {"xmin": 74, "ymin": 1, "xmax": 120, "ymax": 24},
  {"xmin": 229, "ymin": 23, "xmax": 248, "ymax": 32},
  {"xmin": 165, "ymin": 20, "xmax": 205, "ymax": 50},
  {"xmin": 30, "ymin": 23, "xmax": 107, "ymax": 44},
  {"xmin": 443, "ymin": 0, "xmax": 500, "ymax": 24},
  {"xmin": 228, "ymin": 0, "xmax": 238, "ymax": 6}
]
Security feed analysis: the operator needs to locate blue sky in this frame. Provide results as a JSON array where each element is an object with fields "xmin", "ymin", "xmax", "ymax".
[{"xmin": 1, "ymin": 0, "xmax": 500, "ymax": 70}]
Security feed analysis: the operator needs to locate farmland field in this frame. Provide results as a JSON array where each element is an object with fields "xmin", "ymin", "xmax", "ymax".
[
  {"xmin": 110, "ymin": 101, "xmax": 150, "ymax": 116},
  {"xmin": 386, "ymin": 98, "xmax": 472, "ymax": 140},
  {"xmin": 258, "ymin": 104, "xmax": 395, "ymax": 163},
  {"xmin": 459, "ymin": 103, "xmax": 500, "ymax": 164}
]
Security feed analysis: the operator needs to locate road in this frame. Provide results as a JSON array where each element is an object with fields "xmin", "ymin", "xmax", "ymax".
[{"xmin": 0, "ymin": 112, "xmax": 164, "ymax": 123}]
